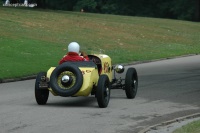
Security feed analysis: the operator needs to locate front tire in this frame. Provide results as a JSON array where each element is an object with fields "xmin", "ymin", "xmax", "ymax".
[
  {"xmin": 125, "ymin": 68, "xmax": 138, "ymax": 99},
  {"xmin": 35, "ymin": 72, "xmax": 49, "ymax": 105},
  {"xmin": 96, "ymin": 75, "xmax": 110, "ymax": 108}
]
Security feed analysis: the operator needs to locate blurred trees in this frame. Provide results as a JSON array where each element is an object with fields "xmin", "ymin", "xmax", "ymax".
[
  {"xmin": 97, "ymin": 0, "xmax": 197, "ymax": 21},
  {"xmin": 3, "ymin": 0, "xmax": 199, "ymax": 21},
  {"xmin": 195, "ymin": 0, "xmax": 200, "ymax": 21}
]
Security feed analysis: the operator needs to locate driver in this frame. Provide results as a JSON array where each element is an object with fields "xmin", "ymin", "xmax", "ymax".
[{"xmin": 59, "ymin": 42, "xmax": 89, "ymax": 65}]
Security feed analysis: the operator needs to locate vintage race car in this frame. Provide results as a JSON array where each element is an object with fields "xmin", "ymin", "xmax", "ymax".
[{"xmin": 35, "ymin": 54, "xmax": 138, "ymax": 108}]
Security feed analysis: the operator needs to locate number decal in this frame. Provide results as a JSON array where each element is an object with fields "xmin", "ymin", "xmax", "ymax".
[
  {"xmin": 82, "ymin": 70, "xmax": 91, "ymax": 75},
  {"xmin": 86, "ymin": 70, "xmax": 91, "ymax": 73}
]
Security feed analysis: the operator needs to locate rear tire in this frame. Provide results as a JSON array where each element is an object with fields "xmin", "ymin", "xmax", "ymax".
[
  {"xmin": 96, "ymin": 75, "xmax": 110, "ymax": 108},
  {"xmin": 35, "ymin": 72, "xmax": 49, "ymax": 105},
  {"xmin": 125, "ymin": 68, "xmax": 138, "ymax": 99}
]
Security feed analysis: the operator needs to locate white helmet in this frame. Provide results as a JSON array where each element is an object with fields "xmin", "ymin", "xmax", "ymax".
[{"xmin": 68, "ymin": 42, "xmax": 80, "ymax": 54}]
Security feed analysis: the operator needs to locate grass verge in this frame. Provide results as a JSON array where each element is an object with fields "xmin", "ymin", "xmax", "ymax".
[
  {"xmin": 173, "ymin": 119, "xmax": 200, "ymax": 133},
  {"xmin": 0, "ymin": 7, "xmax": 200, "ymax": 79}
]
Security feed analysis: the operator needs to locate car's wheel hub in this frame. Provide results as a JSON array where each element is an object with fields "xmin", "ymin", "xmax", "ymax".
[
  {"xmin": 61, "ymin": 75, "xmax": 73, "ymax": 86},
  {"xmin": 106, "ymin": 87, "xmax": 109, "ymax": 96},
  {"xmin": 104, "ymin": 87, "xmax": 110, "ymax": 101},
  {"xmin": 62, "ymin": 75, "xmax": 70, "ymax": 83},
  {"xmin": 132, "ymin": 80, "xmax": 137, "ymax": 91},
  {"xmin": 57, "ymin": 71, "xmax": 76, "ymax": 89}
]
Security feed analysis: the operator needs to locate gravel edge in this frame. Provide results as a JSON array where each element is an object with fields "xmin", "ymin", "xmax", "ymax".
[
  {"xmin": 0, "ymin": 75, "xmax": 36, "ymax": 83},
  {"xmin": 138, "ymin": 113, "xmax": 200, "ymax": 133}
]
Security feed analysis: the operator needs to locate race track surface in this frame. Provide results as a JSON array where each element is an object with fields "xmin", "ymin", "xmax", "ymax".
[{"xmin": 0, "ymin": 55, "xmax": 200, "ymax": 133}]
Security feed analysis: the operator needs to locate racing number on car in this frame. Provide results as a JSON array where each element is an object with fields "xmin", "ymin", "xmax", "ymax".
[
  {"xmin": 104, "ymin": 62, "xmax": 110, "ymax": 73},
  {"xmin": 81, "ymin": 70, "xmax": 91, "ymax": 75},
  {"xmin": 86, "ymin": 70, "xmax": 91, "ymax": 73}
]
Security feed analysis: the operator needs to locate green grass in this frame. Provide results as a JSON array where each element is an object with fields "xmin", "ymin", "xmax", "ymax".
[
  {"xmin": 173, "ymin": 119, "xmax": 200, "ymax": 133},
  {"xmin": 0, "ymin": 7, "xmax": 200, "ymax": 79}
]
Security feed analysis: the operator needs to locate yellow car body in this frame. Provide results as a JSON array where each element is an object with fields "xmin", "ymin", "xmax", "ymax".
[{"xmin": 46, "ymin": 54, "xmax": 112, "ymax": 97}]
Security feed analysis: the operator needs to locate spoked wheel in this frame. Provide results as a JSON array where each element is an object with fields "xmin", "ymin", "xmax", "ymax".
[
  {"xmin": 35, "ymin": 72, "xmax": 49, "ymax": 105},
  {"xmin": 96, "ymin": 75, "xmax": 110, "ymax": 108},
  {"xmin": 125, "ymin": 68, "xmax": 138, "ymax": 99}
]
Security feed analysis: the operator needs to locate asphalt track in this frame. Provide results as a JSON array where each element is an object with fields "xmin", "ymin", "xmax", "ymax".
[{"xmin": 0, "ymin": 55, "xmax": 200, "ymax": 133}]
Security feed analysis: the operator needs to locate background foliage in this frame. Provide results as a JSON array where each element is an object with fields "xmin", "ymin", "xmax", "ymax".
[{"xmin": 3, "ymin": 0, "xmax": 200, "ymax": 21}]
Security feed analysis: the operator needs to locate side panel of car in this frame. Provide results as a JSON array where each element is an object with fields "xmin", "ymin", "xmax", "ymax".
[
  {"xmin": 46, "ymin": 67, "xmax": 57, "ymax": 96},
  {"xmin": 95, "ymin": 54, "xmax": 112, "ymax": 82},
  {"xmin": 47, "ymin": 67, "xmax": 55, "ymax": 79},
  {"xmin": 73, "ymin": 67, "xmax": 99, "ymax": 96}
]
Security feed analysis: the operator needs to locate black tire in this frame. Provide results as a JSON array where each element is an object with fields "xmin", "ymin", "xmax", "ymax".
[
  {"xmin": 96, "ymin": 75, "xmax": 110, "ymax": 108},
  {"xmin": 50, "ymin": 62, "xmax": 83, "ymax": 97},
  {"xmin": 125, "ymin": 68, "xmax": 138, "ymax": 99},
  {"xmin": 35, "ymin": 72, "xmax": 49, "ymax": 105}
]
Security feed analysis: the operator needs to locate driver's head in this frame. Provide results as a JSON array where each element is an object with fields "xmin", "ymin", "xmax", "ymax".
[{"xmin": 68, "ymin": 42, "xmax": 80, "ymax": 54}]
